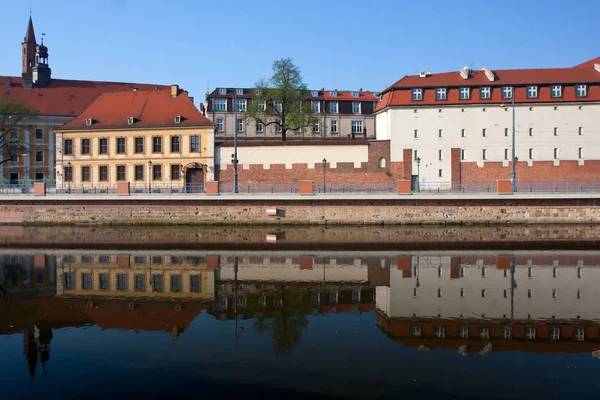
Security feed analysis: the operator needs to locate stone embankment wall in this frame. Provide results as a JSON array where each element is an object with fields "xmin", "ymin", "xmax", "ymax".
[{"xmin": 0, "ymin": 198, "xmax": 599, "ymax": 226}]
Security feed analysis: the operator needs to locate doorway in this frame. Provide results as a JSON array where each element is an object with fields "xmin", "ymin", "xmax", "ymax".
[{"xmin": 185, "ymin": 167, "xmax": 204, "ymax": 193}]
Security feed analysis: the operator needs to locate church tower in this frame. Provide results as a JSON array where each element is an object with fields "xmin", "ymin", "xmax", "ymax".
[
  {"xmin": 22, "ymin": 16, "xmax": 37, "ymax": 81},
  {"xmin": 32, "ymin": 37, "xmax": 51, "ymax": 87}
]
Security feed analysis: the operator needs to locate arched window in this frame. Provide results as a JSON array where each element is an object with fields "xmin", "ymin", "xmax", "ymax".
[{"xmin": 378, "ymin": 157, "xmax": 386, "ymax": 168}]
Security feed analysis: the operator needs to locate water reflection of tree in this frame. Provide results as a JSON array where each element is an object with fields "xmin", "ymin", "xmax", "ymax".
[{"xmin": 253, "ymin": 285, "xmax": 311, "ymax": 356}]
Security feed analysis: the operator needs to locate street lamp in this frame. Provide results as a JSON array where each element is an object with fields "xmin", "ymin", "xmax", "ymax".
[
  {"xmin": 416, "ymin": 157, "xmax": 421, "ymax": 193},
  {"xmin": 148, "ymin": 160, "xmax": 152, "ymax": 193},
  {"xmin": 67, "ymin": 161, "xmax": 71, "ymax": 194},
  {"xmin": 322, "ymin": 158, "xmax": 327, "ymax": 193}
]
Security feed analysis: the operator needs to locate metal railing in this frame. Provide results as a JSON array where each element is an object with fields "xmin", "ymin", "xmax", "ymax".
[
  {"xmin": 219, "ymin": 182, "xmax": 298, "ymax": 194},
  {"xmin": 315, "ymin": 182, "xmax": 395, "ymax": 193}
]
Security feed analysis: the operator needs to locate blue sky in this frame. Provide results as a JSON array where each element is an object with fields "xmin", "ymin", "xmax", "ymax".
[{"xmin": 0, "ymin": 0, "xmax": 598, "ymax": 102}]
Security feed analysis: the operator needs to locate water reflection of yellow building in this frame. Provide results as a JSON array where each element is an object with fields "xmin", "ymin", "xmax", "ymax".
[{"xmin": 56, "ymin": 254, "xmax": 214, "ymax": 300}]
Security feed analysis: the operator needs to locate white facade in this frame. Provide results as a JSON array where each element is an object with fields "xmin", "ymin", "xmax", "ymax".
[{"xmin": 375, "ymin": 103, "xmax": 600, "ymax": 185}]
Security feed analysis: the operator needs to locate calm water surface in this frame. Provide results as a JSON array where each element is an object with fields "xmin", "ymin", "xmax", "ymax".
[{"xmin": 1, "ymin": 243, "xmax": 600, "ymax": 399}]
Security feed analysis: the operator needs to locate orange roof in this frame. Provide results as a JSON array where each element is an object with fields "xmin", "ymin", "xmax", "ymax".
[
  {"xmin": 0, "ymin": 76, "xmax": 170, "ymax": 117},
  {"xmin": 59, "ymin": 89, "xmax": 214, "ymax": 130},
  {"xmin": 376, "ymin": 57, "xmax": 600, "ymax": 111}
]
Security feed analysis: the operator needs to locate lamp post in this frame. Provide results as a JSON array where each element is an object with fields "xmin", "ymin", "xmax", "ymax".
[
  {"xmin": 148, "ymin": 160, "xmax": 152, "ymax": 193},
  {"xmin": 416, "ymin": 157, "xmax": 421, "ymax": 193},
  {"xmin": 322, "ymin": 158, "xmax": 327, "ymax": 193},
  {"xmin": 511, "ymin": 94, "xmax": 517, "ymax": 192},
  {"xmin": 67, "ymin": 161, "xmax": 71, "ymax": 194}
]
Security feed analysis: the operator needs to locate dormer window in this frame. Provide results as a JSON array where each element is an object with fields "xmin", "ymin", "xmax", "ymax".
[
  {"xmin": 311, "ymin": 90, "xmax": 319, "ymax": 97},
  {"xmin": 576, "ymin": 84, "xmax": 587, "ymax": 98},
  {"xmin": 174, "ymin": 115, "xmax": 182, "ymax": 124},
  {"xmin": 412, "ymin": 89, "xmax": 423, "ymax": 101},
  {"xmin": 218, "ymin": 88, "xmax": 227, "ymax": 95},
  {"xmin": 502, "ymin": 86, "xmax": 513, "ymax": 99},
  {"xmin": 351, "ymin": 91, "xmax": 359, "ymax": 98},
  {"xmin": 127, "ymin": 116, "xmax": 135, "ymax": 125},
  {"xmin": 330, "ymin": 91, "xmax": 338, "ymax": 97},
  {"xmin": 459, "ymin": 87, "xmax": 470, "ymax": 100},
  {"xmin": 551, "ymin": 85, "xmax": 562, "ymax": 98},
  {"xmin": 85, "ymin": 118, "xmax": 93, "ymax": 127},
  {"xmin": 436, "ymin": 88, "xmax": 447, "ymax": 101},
  {"xmin": 527, "ymin": 86, "xmax": 538, "ymax": 98},
  {"xmin": 236, "ymin": 88, "xmax": 244, "ymax": 95},
  {"xmin": 480, "ymin": 87, "xmax": 491, "ymax": 100}
]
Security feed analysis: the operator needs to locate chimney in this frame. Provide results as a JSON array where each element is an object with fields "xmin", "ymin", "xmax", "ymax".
[
  {"xmin": 595, "ymin": 64, "xmax": 600, "ymax": 73},
  {"xmin": 6, "ymin": 77, "xmax": 12, "ymax": 89},
  {"xmin": 359, "ymin": 88, "xmax": 363, "ymax": 92},
  {"xmin": 171, "ymin": 84, "xmax": 179, "ymax": 98}
]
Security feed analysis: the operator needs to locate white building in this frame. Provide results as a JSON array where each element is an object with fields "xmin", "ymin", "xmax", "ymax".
[{"xmin": 375, "ymin": 57, "xmax": 600, "ymax": 190}]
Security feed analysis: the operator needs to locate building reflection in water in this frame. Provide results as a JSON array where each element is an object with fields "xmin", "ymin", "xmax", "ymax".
[{"xmin": 2, "ymin": 250, "xmax": 600, "ymax": 375}]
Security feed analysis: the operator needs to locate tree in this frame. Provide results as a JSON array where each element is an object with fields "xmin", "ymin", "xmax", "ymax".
[
  {"xmin": 244, "ymin": 58, "xmax": 316, "ymax": 142},
  {"xmin": 0, "ymin": 100, "xmax": 35, "ymax": 165}
]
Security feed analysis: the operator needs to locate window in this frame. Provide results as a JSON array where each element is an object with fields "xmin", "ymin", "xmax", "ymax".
[
  {"xmin": 482, "ymin": 149, "xmax": 487, "ymax": 160},
  {"xmin": 257, "ymin": 101, "xmax": 266, "ymax": 111},
  {"xmin": 312, "ymin": 119, "xmax": 319, "ymax": 132},
  {"xmin": 527, "ymin": 86, "xmax": 538, "ymax": 98},
  {"xmin": 9, "ymin": 128, "xmax": 18, "ymax": 140},
  {"xmin": 64, "ymin": 272, "xmax": 73, "ymax": 290},
  {"xmin": 274, "ymin": 101, "xmax": 282, "ymax": 112},
  {"xmin": 549, "ymin": 327, "xmax": 561, "ymax": 340},
  {"xmin": 574, "ymin": 327, "xmax": 585, "ymax": 341},
  {"xmin": 551, "ymin": 85, "xmax": 562, "ymax": 98},
  {"xmin": 134, "ymin": 256, "xmax": 145, "ymax": 264},
  {"xmin": 436, "ymin": 88, "xmax": 447, "ymax": 100},
  {"xmin": 554, "ymin": 148, "xmax": 558, "ymax": 159},
  {"xmin": 414, "ymin": 150, "xmax": 419, "ymax": 160},
  {"xmin": 82, "ymin": 273, "xmax": 92, "ymax": 290},
  {"xmin": 152, "ymin": 137, "xmax": 162, "ymax": 153},
  {"xmin": 459, "ymin": 87, "xmax": 470, "ymax": 100},
  {"xmin": 461, "ymin": 149, "xmax": 465, "ymax": 160},
  {"xmin": 256, "ymin": 120, "xmax": 263, "ymax": 132},
  {"xmin": 135, "ymin": 137, "xmax": 144, "ymax": 153},
  {"xmin": 35, "ymin": 128, "xmax": 43, "ymax": 140},
  {"xmin": 438, "ymin": 169, "xmax": 443, "ymax": 178},
  {"xmin": 191, "ymin": 275, "xmax": 201, "ymax": 293},
  {"xmin": 64, "ymin": 139, "xmax": 73, "ymax": 155},
  {"xmin": 117, "ymin": 165, "xmax": 126, "ymax": 181},
  {"xmin": 504, "ymin": 149, "xmax": 509, "ymax": 160},
  {"xmin": 117, "ymin": 138, "xmax": 126, "ymax": 154},
  {"xmin": 414, "ymin": 129, "xmax": 419, "ymax": 139},
  {"xmin": 438, "ymin": 149, "xmax": 443, "ymax": 160},
  {"xmin": 412, "ymin": 88, "xmax": 423, "ymax": 101},
  {"xmin": 64, "ymin": 166, "xmax": 73, "ymax": 182},
  {"xmin": 152, "ymin": 165, "xmax": 162, "ymax": 180},
  {"xmin": 529, "ymin": 127, "xmax": 533, "ymax": 136},
  {"xmin": 275, "ymin": 120, "xmax": 282, "ymax": 132},
  {"xmin": 330, "ymin": 101, "xmax": 338, "ymax": 113},
  {"xmin": 216, "ymin": 118, "xmax": 224, "ymax": 132},
  {"xmin": 96, "ymin": 138, "xmax": 107, "ymax": 155},
  {"xmin": 214, "ymin": 99, "xmax": 226, "ymax": 111},
  {"xmin": 438, "ymin": 129, "xmax": 443, "ymax": 138},
  {"xmin": 218, "ymin": 88, "xmax": 227, "ymax": 95},
  {"xmin": 330, "ymin": 120, "xmax": 338, "ymax": 133},
  {"xmin": 135, "ymin": 165, "xmax": 144, "ymax": 181},
  {"xmin": 579, "ymin": 127, "xmax": 583, "ymax": 136},
  {"xmin": 190, "ymin": 135, "xmax": 200, "ymax": 152},
  {"xmin": 171, "ymin": 164, "xmax": 181, "ymax": 180},
  {"xmin": 482, "ymin": 128, "xmax": 487, "ymax": 137},
  {"xmin": 311, "ymin": 100, "xmax": 320, "ymax": 113},
  {"xmin": 170, "ymin": 136, "xmax": 180, "ymax": 153},
  {"xmin": 554, "ymin": 127, "xmax": 558, "ymax": 136},
  {"xmin": 576, "ymin": 84, "xmax": 587, "ymax": 98},
  {"xmin": 479, "ymin": 327, "xmax": 490, "ymax": 340},
  {"xmin": 351, "ymin": 91, "xmax": 359, "ymax": 98},
  {"xmin": 579, "ymin": 147, "xmax": 583, "ymax": 159},
  {"xmin": 529, "ymin": 148, "xmax": 533, "ymax": 159},
  {"xmin": 236, "ymin": 88, "xmax": 243, "ymax": 95},
  {"xmin": 235, "ymin": 99, "xmax": 246, "ymax": 112},
  {"xmin": 351, "ymin": 120, "xmax": 363, "ymax": 133},
  {"xmin": 135, "ymin": 274, "xmax": 145, "ymax": 292},
  {"xmin": 526, "ymin": 327, "xmax": 536, "ymax": 339},
  {"xmin": 34, "ymin": 172, "xmax": 44, "ymax": 181},
  {"xmin": 411, "ymin": 325, "xmax": 422, "ymax": 337},
  {"xmin": 152, "ymin": 274, "xmax": 163, "ymax": 292},
  {"xmin": 378, "ymin": 158, "xmax": 386, "ymax": 168},
  {"xmin": 99, "ymin": 166, "xmax": 108, "ymax": 181},
  {"xmin": 81, "ymin": 138, "xmax": 90, "ymax": 155},
  {"xmin": 236, "ymin": 118, "xmax": 244, "ymax": 132},
  {"xmin": 352, "ymin": 102, "xmax": 361, "ymax": 114},
  {"xmin": 81, "ymin": 166, "xmax": 91, "ymax": 181},
  {"xmin": 435, "ymin": 326, "xmax": 446, "ymax": 338},
  {"xmin": 461, "ymin": 128, "xmax": 466, "ymax": 137},
  {"xmin": 480, "ymin": 86, "xmax": 491, "ymax": 100},
  {"xmin": 117, "ymin": 274, "xmax": 127, "ymax": 291},
  {"xmin": 171, "ymin": 275, "xmax": 182, "ymax": 292},
  {"xmin": 502, "ymin": 86, "xmax": 513, "ymax": 99},
  {"xmin": 459, "ymin": 325, "xmax": 469, "ymax": 338},
  {"xmin": 35, "ymin": 150, "xmax": 43, "ymax": 162},
  {"xmin": 99, "ymin": 273, "xmax": 109, "ymax": 291}
]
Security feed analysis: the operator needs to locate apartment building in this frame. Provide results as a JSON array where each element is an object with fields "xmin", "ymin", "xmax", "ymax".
[
  {"xmin": 204, "ymin": 87, "xmax": 377, "ymax": 139},
  {"xmin": 375, "ymin": 57, "xmax": 600, "ymax": 189}
]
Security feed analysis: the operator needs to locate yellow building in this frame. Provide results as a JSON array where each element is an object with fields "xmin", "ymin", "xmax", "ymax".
[{"xmin": 55, "ymin": 86, "xmax": 215, "ymax": 192}]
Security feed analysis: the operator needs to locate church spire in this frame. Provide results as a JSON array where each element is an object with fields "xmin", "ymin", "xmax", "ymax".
[{"xmin": 24, "ymin": 16, "xmax": 36, "ymax": 44}]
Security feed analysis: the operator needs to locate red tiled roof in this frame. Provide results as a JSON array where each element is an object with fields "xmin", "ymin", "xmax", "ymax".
[
  {"xmin": 0, "ymin": 76, "xmax": 170, "ymax": 117},
  {"xmin": 375, "ymin": 57, "xmax": 600, "ymax": 112},
  {"xmin": 59, "ymin": 89, "xmax": 214, "ymax": 130}
]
